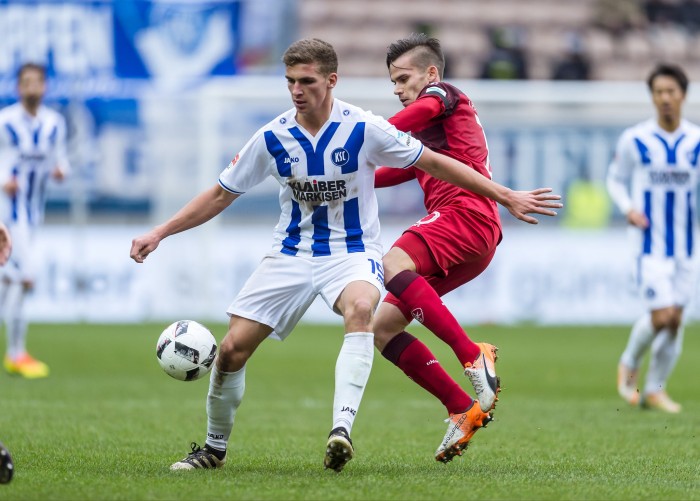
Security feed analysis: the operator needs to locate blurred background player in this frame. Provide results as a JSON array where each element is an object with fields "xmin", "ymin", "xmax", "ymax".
[
  {"xmin": 606, "ymin": 63, "xmax": 700, "ymax": 414},
  {"xmin": 374, "ymin": 33, "xmax": 561, "ymax": 462},
  {"xmin": 0, "ymin": 63, "xmax": 69, "ymax": 379},
  {"xmin": 0, "ymin": 223, "xmax": 11, "ymax": 266},
  {"xmin": 130, "ymin": 38, "xmax": 561, "ymax": 472}
]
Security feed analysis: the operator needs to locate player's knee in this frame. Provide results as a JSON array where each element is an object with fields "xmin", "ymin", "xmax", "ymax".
[
  {"xmin": 217, "ymin": 334, "xmax": 249, "ymax": 372},
  {"xmin": 345, "ymin": 299, "xmax": 374, "ymax": 329}
]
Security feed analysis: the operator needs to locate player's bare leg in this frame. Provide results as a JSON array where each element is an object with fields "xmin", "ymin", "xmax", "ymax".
[{"xmin": 171, "ymin": 316, "xmax": 272, "ymax": 470}]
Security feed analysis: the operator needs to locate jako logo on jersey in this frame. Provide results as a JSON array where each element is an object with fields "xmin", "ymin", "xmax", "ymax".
[
  {"xmin": 229, "ymin": 153, "xmax": 240, "ymax": 168},
  {"xmin": 289, "ymin": 179, "xmax": 347, "ymax": 202},
  {"xmin": 331, "ymin": 147, "xmax": 349, "ymax": 166},
  {"xmin": 284, "ymin": 156, "xmax": 300, "ymax": 164},
  {"xmin": 396, "ymin": 130, "xmax": 413, "ymax": 147},
  {"xmin": 340, "ymin": 406, "xmax": 357, "ymax": 416},
  {"xmin": 411, "ymin": 308, "xmax": 424, "ymax": 323}
]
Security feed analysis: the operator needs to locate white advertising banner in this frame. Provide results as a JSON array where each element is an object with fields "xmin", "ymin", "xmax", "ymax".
[{"xmin": 23, "ymin": 223, "xmax": 695, "ymax": 325}]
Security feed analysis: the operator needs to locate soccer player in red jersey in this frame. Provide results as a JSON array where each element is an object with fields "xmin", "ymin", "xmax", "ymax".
[{"xmin": 375, "ymin": 34, "xmax": 560, "ymax": 463}]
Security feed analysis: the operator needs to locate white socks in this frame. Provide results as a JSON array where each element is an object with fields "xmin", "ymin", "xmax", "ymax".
[
  {"xmin": 644, "ymin": 326, "xmax": 684, "ymax": 395},
  {"xmin": 2, "ymin": 282, "xmax": 27, "ymax": 360},
  {"xmin": 205, "ymin": 364, "xmax": 246, "ymax": 452},
  {"xmin": 332, "ymin": 332, "xmax": 374, "ymax": 434},
  {"xmin": 620, "ymin": 312, "xmax": 684, "ymax": 396},
  {"xmin": 620, "ymin": 313, "xmax": 654, "ymax": 370}
]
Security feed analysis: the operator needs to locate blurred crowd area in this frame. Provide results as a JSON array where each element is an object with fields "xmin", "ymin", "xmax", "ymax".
[
  {"xmin": 1, "ymin": 0, "xmax": 699, "ymax": 227},
  {"xmin": 296, "ymin": 0, "xmax": 700, "ymax": 81}
]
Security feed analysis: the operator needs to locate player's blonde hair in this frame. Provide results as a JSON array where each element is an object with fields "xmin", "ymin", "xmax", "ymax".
[{"xmin": 282, "ymin": 39, "xmax": 338, "ymax": 77}]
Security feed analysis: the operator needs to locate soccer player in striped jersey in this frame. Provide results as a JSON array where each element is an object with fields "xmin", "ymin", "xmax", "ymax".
[
  {"xmin": 0, "ymin": 223, "xmax": 10, "ymax": 266},
  {"xmin": 372, "ymin": 33, "xmax": 561, "ymax": 463},
  {"xmin": 607, "ymin": 63, "xmax": 700, "ymax": 414},
  {"xmin": 0, "ymin": 63, "xmax": 69, "ymax": 379},
  {"xmin": 130, "ymin": 38, "xmax": 560, "ymax": 472}
]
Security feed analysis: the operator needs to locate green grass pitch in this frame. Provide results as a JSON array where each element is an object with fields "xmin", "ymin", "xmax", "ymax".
[{"xmin": 1, "ymin": 322, "xmax": 698, "ymax": 500}]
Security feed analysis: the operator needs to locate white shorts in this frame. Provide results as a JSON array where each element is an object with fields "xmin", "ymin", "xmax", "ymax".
[
  {"xmin": 636, "ymin": 255, "xmax": 698, "ymax": 310},
  {"xmin": 0, "ymin": 222, "xmax": 36, "ymax": 283},
  {"xmin": 227, "ymin": 251, "xmax": 384, "ymax": 340}
]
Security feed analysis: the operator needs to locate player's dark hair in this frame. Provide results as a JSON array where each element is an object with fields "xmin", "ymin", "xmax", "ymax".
[
  {"xmin": 283, "ymin": 38, "xmax": 338, "ymax": 76},
  {"xmin": 386, "ymin": 33, "xmax": 445, "ymax": 79},
  {"xmin": 17, "ymin": 62, "xmax": 46, "ymax": 82},
  {"xmin": 647, "ymin": 63, "xmax": 688, "ymax": 94}
]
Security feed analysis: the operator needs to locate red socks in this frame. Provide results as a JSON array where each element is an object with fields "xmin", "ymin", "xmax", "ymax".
[
  {"xmin": 386, "ymin": 270, "xmax": 480, "ymax": 366},
  {"xmin": 382, "ymin": 331, "xmax": 472, "ymax": 415}
]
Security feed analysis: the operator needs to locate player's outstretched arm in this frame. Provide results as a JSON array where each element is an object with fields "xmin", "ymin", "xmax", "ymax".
[
  {"xmin": 0, "ymin": 222, "xmax": 11, "ymax": 265},
  {"xmin": 130, "ymin": 184, "xmax": 239, "ymax": 263},
  {"xmin": 414, "ymin": 148, "xmax": 563, "ymax": 224}
]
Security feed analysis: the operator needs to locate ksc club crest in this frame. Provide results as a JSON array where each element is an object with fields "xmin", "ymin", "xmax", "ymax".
[{"xmin": 331, "ymin": 147, "xmax": 349, "ymax": 167}]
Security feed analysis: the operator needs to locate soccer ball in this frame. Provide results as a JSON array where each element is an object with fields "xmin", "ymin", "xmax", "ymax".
[{"xmin": 156, "ymin": 320, "xmax": 217, "ymax": 381}]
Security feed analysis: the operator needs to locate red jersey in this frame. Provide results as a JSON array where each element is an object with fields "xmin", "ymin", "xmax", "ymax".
[{"xmin": 376, "ymin": 82, "xmax": 500, "ymax": 227}]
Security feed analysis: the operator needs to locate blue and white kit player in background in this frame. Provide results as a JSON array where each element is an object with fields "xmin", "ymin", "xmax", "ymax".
[
  {"xmin": 130, "ymin": 38, "xmax": 560, "ymax": 472},
  {"xmin": 607, "ymin": 63, "xmax": 700, "ymax": 414},
  {"xmin": 0, "ymin": 63, "xmax": 69, "ymax": 379}
]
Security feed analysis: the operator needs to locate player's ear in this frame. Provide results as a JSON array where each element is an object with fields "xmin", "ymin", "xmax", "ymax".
[
  {"xmin": 427, "ymin": 65, "xmax": 439, "ymax": 82},
  {"xmin": 328, "ymin": 73, "xmax": 337, "ymax": 88}
]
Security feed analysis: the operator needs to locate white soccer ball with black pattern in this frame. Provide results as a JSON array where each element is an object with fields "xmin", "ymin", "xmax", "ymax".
[{"xmin": 156, "ymin": 320, "xmax": 217, "ymax": 381}]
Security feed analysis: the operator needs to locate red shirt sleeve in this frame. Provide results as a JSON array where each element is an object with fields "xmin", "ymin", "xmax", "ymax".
[
  {"xmin": 388, "ymin": 95, "xmax": 444, "ymax": 134},
  {"xmin": 374, "ymin": 96, "xmax": 443, "ymax": 188},
  {"xmin": 375, "ymin": 165, "xmax": 417, "ymax": 188}
]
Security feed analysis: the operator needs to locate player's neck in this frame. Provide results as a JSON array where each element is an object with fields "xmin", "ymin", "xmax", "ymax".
[
  {"xmin": 296, "ymin": 97, "xmax": 334, "ymax": 136},
  {"xmin": 657, "ymin": 116, "xmax": 681, "ymax": 133},
  {"xmin": 21, "ymin": 101, "xmax": 40, "ymax": 117}
]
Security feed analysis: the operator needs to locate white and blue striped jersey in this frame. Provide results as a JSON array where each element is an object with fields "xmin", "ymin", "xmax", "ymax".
[
  {"xmin": 607, "ymin": 118, "xmax": 700, "ymax": 259},
  {"xmin": 219, "ymin": 98, "xmax": 424, "ymax": 257},
  {"xmin": 0, "ymin": 102, "xmax": 69, "ymax": 228}
]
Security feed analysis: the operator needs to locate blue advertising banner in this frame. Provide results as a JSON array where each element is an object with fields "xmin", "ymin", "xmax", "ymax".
[
  {"xmin": 0, "ymin": 0, "xmax": 240, "ymax": 86},
  {"xmin": 0, "ymin": 0, "xmax": 243, "ymax": 215}
]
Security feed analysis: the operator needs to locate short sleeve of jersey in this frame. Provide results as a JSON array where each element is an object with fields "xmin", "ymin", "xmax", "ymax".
[
  {"xmin": 218, "ymin": 130, "xmax": 271, "ymax": 194},
  {"xmin": 0, "ymin": 113, "xmax": 16, "ymax": 182},
  {"xmin": 363, "ymin": 115, "xmax": 424, "ymax": 169}
]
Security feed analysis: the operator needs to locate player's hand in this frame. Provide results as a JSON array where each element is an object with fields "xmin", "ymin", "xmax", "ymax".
[
  {"xmin": 505, "ymin": 188, "xmax": 563, "ymax": 224},
  {"xmin": 2, "ymin": 178, "xmax": 18, "ymax": 197},
  {"xmin": 52, "ymin": 167, "xmax": 66, "ymax": 182},
  {"xmin": 626, "ymin": 209, "xmax": 648, "ymax": 229},
  {"xmin": 0, "ymin": 223, "xmax": 11, "ymax": 265},
  {"xmin": 130, "ymin": 232, "xmax": 161, "ymax": 263}
]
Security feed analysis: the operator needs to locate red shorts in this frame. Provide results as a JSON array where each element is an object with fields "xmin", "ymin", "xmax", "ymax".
[{"xmin": 384, "ymin": 207, "xmax": 501, "ymax": 320}]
